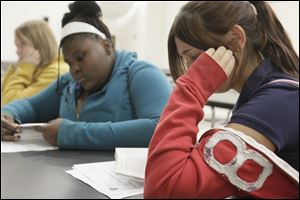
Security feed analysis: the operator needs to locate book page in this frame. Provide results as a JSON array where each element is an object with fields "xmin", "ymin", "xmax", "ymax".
[{"xmin": 114, "ymin": 148, "xmax": 148, "ymax": 180}]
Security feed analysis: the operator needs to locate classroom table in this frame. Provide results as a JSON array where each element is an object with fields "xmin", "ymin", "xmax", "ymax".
[{"xmin": 1, "ymin": 149, "xmax": 143, "ymax": 199}]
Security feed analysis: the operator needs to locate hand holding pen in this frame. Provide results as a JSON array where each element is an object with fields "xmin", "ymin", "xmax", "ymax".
[{"xmin": 1, "ymin": 114, "xmax": 21, "ymax": 141}]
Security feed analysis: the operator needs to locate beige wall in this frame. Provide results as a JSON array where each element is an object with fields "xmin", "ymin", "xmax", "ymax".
[{"xmin": 1, "ymin": 1, "xmax": 299, "ymax": 70}]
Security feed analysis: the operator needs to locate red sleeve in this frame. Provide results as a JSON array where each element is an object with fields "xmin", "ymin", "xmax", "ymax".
[
  {"xmin": 144, "ymin": 53, "xmax": 237, "ymax": 198},
  {"xmin": 144, "ymin": 53, "xmax": 299, "ymax": 199}
]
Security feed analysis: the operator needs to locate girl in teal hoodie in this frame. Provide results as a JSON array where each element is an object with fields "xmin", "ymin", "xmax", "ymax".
[{"xmin": 1, "ymin": 1, "xmax": 171, "ymax": 150}]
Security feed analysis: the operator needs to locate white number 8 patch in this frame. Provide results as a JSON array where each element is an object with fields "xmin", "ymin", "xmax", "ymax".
[{"xmin": 203, "ymin": 131, "xmax": 273, "ymax": 192}]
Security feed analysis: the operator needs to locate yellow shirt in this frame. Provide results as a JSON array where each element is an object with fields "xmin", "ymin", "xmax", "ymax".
[{"xmin": 1, "ymin": 59, "xmax": 69, "ymax": 106}]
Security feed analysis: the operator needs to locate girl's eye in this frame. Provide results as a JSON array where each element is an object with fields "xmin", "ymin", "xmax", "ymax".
[
  {"xmin": 191, "ymin": 56, "xmax": 197, "ymax": 61},
  {"xmin": 17, "ymin": 42, "xmax": 26, "ymax": 48},
  {"xmin": 75, "ymin": 53, "xmax": 85, "ymax": 62}
]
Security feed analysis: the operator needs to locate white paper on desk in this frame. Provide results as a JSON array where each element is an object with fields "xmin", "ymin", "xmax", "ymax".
[
  {"xmin": 66, "ymin": 161, "xmax": 143, "ymax": 199},
  {"xmin": 19, "ymin": 123, "xmax": 47, "ymax": 128},
  {"xmin": 1, "ymin": 128, "xmax": 58, "ymax": 153}
]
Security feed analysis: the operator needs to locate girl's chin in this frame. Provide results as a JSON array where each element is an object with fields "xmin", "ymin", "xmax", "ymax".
[
  {"xmin": 215, "ymin": 85, "xmax": 231, "ymax": 93},
  {"xmin": 79, "ymin": 82, "xmax": 89, "ymax": 91}
]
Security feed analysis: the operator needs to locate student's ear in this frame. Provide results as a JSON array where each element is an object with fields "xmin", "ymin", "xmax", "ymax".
[
  {"xmin": 102, "ymin": 40, "xmax": 113, "ymax": 55},
  {"xmin": 228, "ymin": 25, "xmax": 246, "ymax": 52}
]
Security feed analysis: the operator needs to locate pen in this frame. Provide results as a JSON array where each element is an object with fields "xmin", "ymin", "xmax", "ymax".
[{"xmin": 18, "ymin": 123, "xmax": 47, "ymax": 128}]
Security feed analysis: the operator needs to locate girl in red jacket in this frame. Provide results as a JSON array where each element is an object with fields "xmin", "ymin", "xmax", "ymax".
[{"xmin": 144, "ymin": 1, "xmax": 299, "ymax": 198}]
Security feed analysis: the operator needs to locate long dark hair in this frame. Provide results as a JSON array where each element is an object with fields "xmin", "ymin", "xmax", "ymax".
[{"xmin": 168, "ymin": 1, "xmax": 299, "ymax": 83}]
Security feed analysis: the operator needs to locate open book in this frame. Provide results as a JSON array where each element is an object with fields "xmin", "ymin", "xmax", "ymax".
[{"xmin": 114, "ymin": 148, "xmax": 148, "ymax": 181}]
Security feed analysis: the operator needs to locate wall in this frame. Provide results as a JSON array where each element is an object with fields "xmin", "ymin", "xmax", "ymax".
[
  {"xmin": 1, "ymin": 1, "xmax": 72, "ymax": 62},
  {"xmin": 269, "ymin": 1, "xmax": 299, "ymax": 56},
  {"xmin": 1, "ymin": 1, "xmax": 299, "ymax": 70}
]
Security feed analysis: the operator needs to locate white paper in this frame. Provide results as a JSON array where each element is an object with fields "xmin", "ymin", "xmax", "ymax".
[
  {"xmin": 1, "ymin": 128, "xmax": 58, "ymax": 153},
  {"xmin": 19, "ymin": 123, "xmax": 47, "ymax": 128},
  {"xmin": 67, "ymin": 161, "xmax": 144, "ymax": 199},
  {"xmin": 115, "ymin": 148, "xmax": 148, "ymax": 180}
]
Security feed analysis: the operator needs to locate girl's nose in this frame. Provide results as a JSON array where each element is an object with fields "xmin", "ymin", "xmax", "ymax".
[
  {"xmin": 16, "ymin": 49, "xmax": 21, "ymax": 58},
  {"xmin": 71, "ymin": 62, "xmax": 81, "ymax": 73}
]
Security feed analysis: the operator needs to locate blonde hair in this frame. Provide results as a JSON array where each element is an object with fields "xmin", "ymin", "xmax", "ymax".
[{"xmin": 15, "ymin": 20, "xmax": 58, "ymax": 67}]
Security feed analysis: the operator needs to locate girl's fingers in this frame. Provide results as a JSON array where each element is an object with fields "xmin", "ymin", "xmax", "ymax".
[
  {"xmin": 1, "ymin": 117, "xmax": 20, "ymax": 133},
  {"xmin": 205, "ymin": 46, "xmax": 235, "ymax": 77},
  {"xmin": 211, "ymin": 46, "xmax": 226, "ymax": 61},
  {"xmin": 205, "ymin": 48, "xmax": 215, "ymax": 56},
  {"xmin": 1, "ymin": 127, "xmax": 15, "ymax": 135},
  {"xmin": 219, "ymin": 49, "xmax": 233, "ymax": 67},
  {"xmin": 1, "ymin": 134, "xmax": 20, "ymax": 141},
  {"xmin": 223, "ymin": 55, "xmax": 235, "ymax": 77}
]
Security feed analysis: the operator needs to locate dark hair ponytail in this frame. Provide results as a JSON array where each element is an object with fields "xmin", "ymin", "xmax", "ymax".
[{"xmin": 251, "ymin": 1, "xmax": 299, "ymax": 79}]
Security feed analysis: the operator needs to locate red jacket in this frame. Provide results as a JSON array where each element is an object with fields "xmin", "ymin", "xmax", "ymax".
[{"xmin": 144, "ymin": 53, "xmax": 299, "ymax": 199}]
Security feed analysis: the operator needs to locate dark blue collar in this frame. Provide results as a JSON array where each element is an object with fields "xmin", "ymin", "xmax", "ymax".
[
  {"xmin": 235, "ymin": 59, "xmax": 292, "ymax": 111},
  {"xmin": 240, "ymin": 59, "xmax": 274, "ymax": 100}
]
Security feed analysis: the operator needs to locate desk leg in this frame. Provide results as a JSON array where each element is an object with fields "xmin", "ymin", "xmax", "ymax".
[{"xmin": 211, "ymin": 106, "xmax": 215, "ymax": 128}]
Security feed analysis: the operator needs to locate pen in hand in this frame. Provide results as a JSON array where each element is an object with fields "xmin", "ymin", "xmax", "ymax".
[
  {"xmin": 1, "ymin": 114, "xmax": 21, "ymax": 141},
  {"xmin": 18, "ymin": 123, "xmax": 47, "ymax": 128}
]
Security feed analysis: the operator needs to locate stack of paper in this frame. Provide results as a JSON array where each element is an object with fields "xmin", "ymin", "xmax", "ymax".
[
  {"xmin": 67, "ymin": 148, "xmax": 148, "ymax": 198},
  {"xmin": 115, "ymin": 148, "xmax": 148, "ymax": 181},
  {"xmin": 67, "ymin": 161, "xmax": 144, "ymax": 199},
  {"xmin": 66, "ymin": 148, "xmax": 149, "ymax": 199}
]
